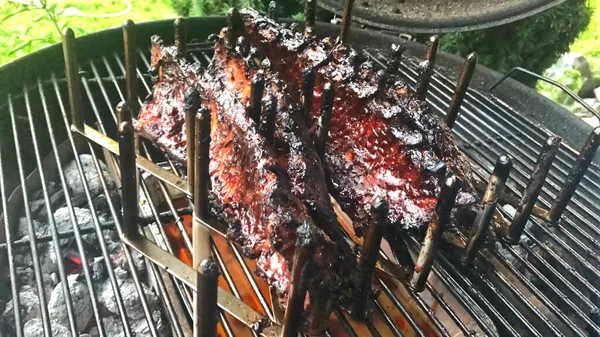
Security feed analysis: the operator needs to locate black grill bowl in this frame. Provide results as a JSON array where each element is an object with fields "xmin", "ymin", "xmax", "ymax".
[{"xmin": 0, "ymin": 16, "xmax": 598, "ymax": 337}]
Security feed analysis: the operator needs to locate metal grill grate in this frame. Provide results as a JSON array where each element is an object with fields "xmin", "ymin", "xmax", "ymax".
[{"xmin": 0, "ymin": 15, "xmax": 599, "ymax": 337}]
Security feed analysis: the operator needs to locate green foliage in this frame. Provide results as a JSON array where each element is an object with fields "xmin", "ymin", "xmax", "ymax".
[
  {"xmin": 0, "ymin": 0, "xmax": 175, "ymax": 65},
  {"xmin": 171, "ymin": 0, "xmax": 193, "ymax": 17},
  {"xmin": 571, "ymin": 0, "xmax": 600, "ymax": 58},
  {"xmin": 170, "ymin": 0, "xmax": 304, "ymax": 18},
  {"xmin": 536, "ymin": 69, "xmax": 583, "ymax": 106},
  {"xmin": 439, "ymin": 0, "xmax": 592, "ymax": 85}
]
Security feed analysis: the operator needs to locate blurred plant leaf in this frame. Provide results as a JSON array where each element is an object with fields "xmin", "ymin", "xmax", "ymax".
[
  {"xmin": 8, "ymin": 38, "xmax": 34, "ymax": 54},
  {"xmin": 1, "ymin": 7, "xmax": 36, "ymax": 23},
  {"xmin": 32, "ymin": 13, "xmax": 45, "ymax": 22},
  {"xmin": 60, "ymin": 7, "xmax": 83, "ymax": 17}
]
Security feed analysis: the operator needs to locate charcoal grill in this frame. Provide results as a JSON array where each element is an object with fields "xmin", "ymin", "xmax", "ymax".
[{"xmin": 1, "ymin": 1, "xmax": 600, "ymax": 336}]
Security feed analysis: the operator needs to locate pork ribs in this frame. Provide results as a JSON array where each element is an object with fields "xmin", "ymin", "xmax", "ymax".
[
  {"xmin": 238, "ymin": 8, "xmax": 477, "ymax": 235},
  {"xmin": 209, "ymin": 35, "xmax": 356, "ymax": 264},
  {"xmin": 136, "ymin": 38, "xmax": 348, "ymax": 334}
]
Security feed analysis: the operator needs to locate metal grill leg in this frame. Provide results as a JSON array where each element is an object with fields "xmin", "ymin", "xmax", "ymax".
[
  {"xmin": 315, "ymin": 82, "xmax": 335, "ymax": 160},
  {"xmin": 445, "ymin": 52, "xmax": 477, "ymax": 129},
  {"xmin": 352, "ymin": 200, "xmax": 389, "ymax": 320},
  {"xmin": 194, "ymin": 107, "xmax": 211, "ymax": 220},
  {"xmin": 416, "ymin": 60, "xmax": 433, "ymax": 101},
  {"xmin": 464, "ymin": 155, "xmax": 512, "ymax": 263},
  {"xmin": 302, "ymin": 68, "xmax": 317, "ymax": 123},
  {"xmin": 260, "ymin": 94, "xmax": 278, "ymax": 143},
  {"xmin": 507, "ymin": 136, "xmax": 560, "ymax": 243},
  {"xmin": 123, "ymin": 19, "xmax": 139, "ymax": 114},
  {"xmin": 117, "ymin": 114, "xmax": 140, "ymax": 239},
  {"xmin": 174, "ymin": 17, "xmax": 187, "ymax": 57},
  {"xmin": 412, "ymin": 174, "xmax": 461, "ymax": 292},
  {"xmin": 185, "ymin": 88, "xmax": 202, "ymax": 194},
  {"xmin": 425, "ymin": 35, "xmax": 440, "ymax": 66},
  {"xmin": 250, "ymin": 72, "xmax": 266, "ymax": 124},
  {"xmin": 340, "ymin": 0, "xmax": 355, "ymax": 43},
  {"xmin": 227, "ymin": 8, "xmax": 243, "ymax": 48},
  {"xmin": 305, "ymin": 0, "xmax": 316, "ymax": 36},
  {"xmin": 62, "ymin": 28, "xmax": 84, "ymax": 131},
  {"xmin": 388, "ymin": 42, "xmax": 406, "ymax": 74},
  {"xmin": 547, "ymin": 127, "xmax": 600, "ymax": 223},
  {"xmin": 195, "ymin": 258, "xmax": 220, "ymax": 337},
  {"xmin": 281, "ymin": 223, "xmax": 319, "ymax": 337},
  {"xmin": 193, "ymin": 106, "xmax": 217, "ymax": 336},
  {"xmin": 268, "ymin": 1, "xmax": 278, "ymax": 21}
]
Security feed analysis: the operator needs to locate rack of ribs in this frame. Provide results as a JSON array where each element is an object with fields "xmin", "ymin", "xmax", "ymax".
[
  {"xmin": 135, "ymin": 36, "xmax": 202, "ymax": 168},
  {"xmin": 210, "ymin": 33, "xmax": 357, "ymax": 267},
  {"xmin": 136, "ymin": 37, "xmax": 351, "ymax": 335},
  {"xmin": 238, "ymin": 8, "xmax": 477, "ymax": 235}
]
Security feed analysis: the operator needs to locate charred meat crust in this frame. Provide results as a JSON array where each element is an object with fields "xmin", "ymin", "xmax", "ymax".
[
  {"xmin": 238, "ymin": 8, "xmax": 477, "ymax": 234},
  {"xmin": 210, "ymin": 37, "xmax": 361, "ymax": 318},
  {"xmin": 211, "ymin": 36, "xmax": 356, "ymax": 259},
  {"xmin": 136, "ymin": 38, "xmax": 346, "ymax": 334},
  {"xmin": 135, "ymin": 36, "xmax": 202, "ymax": 170}
]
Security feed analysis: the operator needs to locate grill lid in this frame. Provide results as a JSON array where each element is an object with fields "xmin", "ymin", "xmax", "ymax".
[{"xmin": 319, "ymin": 0, "xmax": 565, "ymax": 33}]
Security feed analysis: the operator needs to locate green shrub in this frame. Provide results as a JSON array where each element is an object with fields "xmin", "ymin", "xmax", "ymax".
[
  {"xmin": 536, "ymin": 69, "xmax": 584, "ymax": 106},
  {"xmin": 439, "ymin": 0, "xmax": 593, "ymax": 86},
  {"xmin": 170, "ymin": 0, "xmax": 304, "ymax": 17}
]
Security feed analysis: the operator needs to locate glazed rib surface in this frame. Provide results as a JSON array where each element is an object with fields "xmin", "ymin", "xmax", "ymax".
[
  {"xmin": 239, "ymin": 8, "xmax": 476, "ymax": 234},
  {"xmin": 136, "ymin": 38, "xmax": 346, "ymax": 334}
]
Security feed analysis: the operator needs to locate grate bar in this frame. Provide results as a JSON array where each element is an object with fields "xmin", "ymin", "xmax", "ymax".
[
  {"xmin": 428, "ymin": 259, "xmax": 506, "ymax": 337},
  {"xmin": 372, "ymin": 300, "xmax": 403, "ymax": 337},
  {"xmin": 7, "ymin": 93, "xmax": 53, "ymax": 337},
  {"xmin": 408, "ymin": 291, "xmax": 451, "ymax": 337},
  {"xmin": 479, "ymin": 252, "xmax": 570, "ymax": 336},
  {"xmin": 493, "ymin": 243, "xmax": 599, "ymax": 334},
  {"xmin": 425, "ymin": 283, "xmax": 474, "ymax": 336},
  {"xmin": 50, "ymin": 73, "xmax": 149, "ymax": 336},
  {"xmin": 393, "ymin": 61, "xmax": 600, "ymax": 286},
  {"xmin": 24, "ymin": 86, "xmax": 84, "ymax": 336},
  {"xmin": 0, "ymin": 140, "xmax": 23, "ymax": 337},
  {"xmin": 456, "ymin": 136, "xmax": 600, "ymax": 333}
]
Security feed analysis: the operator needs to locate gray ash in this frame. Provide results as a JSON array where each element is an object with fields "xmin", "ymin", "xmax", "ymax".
[
  {"xmin": 1, "ymin": 155, "xmax": 170, "ymax": 336},
  {"xmin": 23, "ymin": 318, "xmax": 70, "ymax": 337},
  {"xmin": 47, "ymin": 274, "xmax": 93, "ymax": 330}
]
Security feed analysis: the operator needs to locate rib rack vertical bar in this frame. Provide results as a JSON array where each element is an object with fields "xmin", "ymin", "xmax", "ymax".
[
  {"xmin": 412, "ymin": 174, "xmax": 461, "ymax": 292},
  {"xmin": 62, "ymin": 28, "xmax": 84, "ymax": 131},
  {"xmin": 507, "ymin": 136, "xmax": 560, "ymax": 243},
  {"xmin": 123, "ymin": 19, "xmax": 139, "ymax": 114},
  {"xmin": 464, "ymin": 155, "xmax": 512, "ymax": 262},
  {"xmin": 547, "ymin": 127, "xmax": 600, "ymax": 223}
]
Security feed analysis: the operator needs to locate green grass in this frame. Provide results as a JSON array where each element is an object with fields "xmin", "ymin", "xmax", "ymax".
[
  {"xmin": 0, "ymin": 0, "xmax": 175, "ymax": 66},
  {"xmin": 570, "ymin": 0, "xmax": 600, "ymax": 59}
]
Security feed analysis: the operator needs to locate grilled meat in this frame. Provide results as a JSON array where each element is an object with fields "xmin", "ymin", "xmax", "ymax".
[
  {"xmin": 136, "ymin": 36, "xmax": 202, "ymax": 167},
  {"xmin": 209, "ymin": 38, "xmax": 361, "ymax": 331},
  {"xmin": 238, "ymin": 9, "xmax": 476, "ymax": 235},
  {"xmin": 210, "ymin": 34, "xmax": 356, "ymax": 264},
  {"xmin": 136, "ymin": 38, "xmax": 348, "ymax": 334}
]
